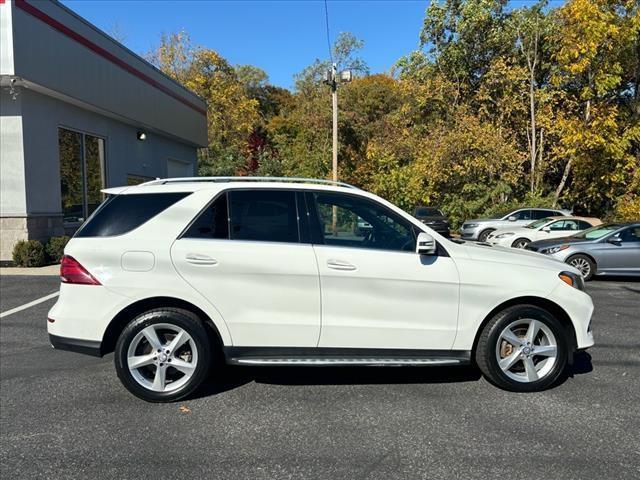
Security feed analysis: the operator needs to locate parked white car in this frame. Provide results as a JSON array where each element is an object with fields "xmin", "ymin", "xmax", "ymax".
[
  {"xmin": 487, "ymin": 216, "xmax": 602, "ymax": 249},
  {"xmin": 48, "ymin": 177, "xmax": 594, "ymax": 402}
]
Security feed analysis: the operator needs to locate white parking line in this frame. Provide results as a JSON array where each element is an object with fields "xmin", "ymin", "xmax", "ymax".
[{"xmin": 0, "ymin": 292, "xmax": 59, "ymax": 319}]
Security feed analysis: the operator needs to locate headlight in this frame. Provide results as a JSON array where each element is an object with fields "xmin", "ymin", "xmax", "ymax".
[
  {"xmin": 464, "ymin": 223, "xmax": 478, "ymax": 228},
  {"xmin": 559, "ymin": 271, "xmax": 584, "ymax": 291},
  {"xmin": 496, "ymin": 232, "xmax": 514, "ymax": 238},
  {"xmin": 542, "ymin": 244, "xmax": 570, "ymax": 254}
]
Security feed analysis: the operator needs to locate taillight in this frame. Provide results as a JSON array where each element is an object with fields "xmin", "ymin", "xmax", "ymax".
[{"xmin": 60, "ymin": 255, "xmax": 101, "ymax": 285}]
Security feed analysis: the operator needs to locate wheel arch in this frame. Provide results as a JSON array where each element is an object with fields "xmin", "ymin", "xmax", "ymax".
[
  {"xmin": 101, "ymin": 296, "xmax": 225, "ymax": 356},
  {"xmin": 471, "ymin": 296, "xmax": 577, "ymax": 358}
]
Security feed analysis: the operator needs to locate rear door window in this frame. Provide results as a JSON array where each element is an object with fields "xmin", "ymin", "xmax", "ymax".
[
  {"xmin": 75, "ymin": 192, "xmax": 190, "ymax": 237},
  {"xmin": 228, "ymin": 190, "xmax": 300, "ymax": 243},
  {"xmin": 183, "ymin": 193, "xmax": 229, "ymax": 239}
]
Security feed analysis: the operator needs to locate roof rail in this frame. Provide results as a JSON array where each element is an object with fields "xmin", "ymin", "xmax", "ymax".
[{"xmin": 141, "ymin": 176, "xmax": 359, "ymax": 189}]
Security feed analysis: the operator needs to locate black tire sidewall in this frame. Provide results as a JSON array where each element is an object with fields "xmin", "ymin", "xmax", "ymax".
[
  {"xmin": 115, "ymin": 309, "xmax": 211, "ymax": 402},
  {"xmin": 477, "ymin": 305, "xmax": 569, "ymax": 392}
]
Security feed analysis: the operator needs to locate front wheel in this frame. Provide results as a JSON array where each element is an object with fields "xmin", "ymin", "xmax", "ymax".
[
  {"xmin": 566, "ymin": 254, "xmax": 595, "ymax": 281},
  {"xmin": 475, "ymin": 305, "xmax": 569, "ymax": 392},
  {"xmin": 115, "ymin": 308, "xmax": 212, "ymax": 402},
  {"xmin": 478, "ymin": 229, "xmax": 494, "ymax": 243},
  {"xmin": 511, "ymin": 238, "xmax": 530, "ymax": 249}
]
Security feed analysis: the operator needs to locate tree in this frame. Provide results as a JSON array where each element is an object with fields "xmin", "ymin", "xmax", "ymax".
[
  {"xmin": 294, "ymin": 32, "xmax": 369, "ymax": 91},
  {"xmin": 550, "ymin": 0, "xmax": 639, "ymax": 213},
  {"xmin": 148, "ymin": 31, "xmax": 260, "ymax": 176}
]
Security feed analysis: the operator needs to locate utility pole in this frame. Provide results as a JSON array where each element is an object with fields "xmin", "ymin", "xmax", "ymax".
[
  {"xmin": 323, "ymin": 65, "xmax": 352, "ymax": 236},
  {"xmin": 331, "ymin": 63, "xmax": 338, "ymax": 184},
  {"xmin": 323, "ymin": 64, "xmax": 352, "ymax": 183}
]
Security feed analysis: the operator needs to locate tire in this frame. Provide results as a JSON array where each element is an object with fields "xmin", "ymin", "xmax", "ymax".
[
  {"xmin": 115, "ymin": 308, "xmax": 212, "ymax": 402},
  {"xmin": 566, "ymin": 254, "xmax": 596, "ymax": 281},
  {"xmin": 475, "ymin": 305, "xmax": 569, "ymax": 392},
  {"xmin": 511, "ymin": 238, "xmax": 531, "ymax": 249},
  {"xmin": 478, "ymin": 229, "xmax": 494, "ymax": 243}
]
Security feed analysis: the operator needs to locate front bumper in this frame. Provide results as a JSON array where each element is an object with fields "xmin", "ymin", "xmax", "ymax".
[
  {"xmin": 49, "ymin": 334, "xmax": 102, "ymax": 357},
  {"xmin": 460, "ymin": 226, "xmax": 481, "ymax": 240},
  {"xmin": 547, "ymin": 282, "xmax": 595, "ymax": 350}
]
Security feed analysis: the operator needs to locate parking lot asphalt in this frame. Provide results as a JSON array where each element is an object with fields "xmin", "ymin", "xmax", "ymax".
[{"xmin": 1, "ymin": 275, "xmax": 639, "ymax": 480}]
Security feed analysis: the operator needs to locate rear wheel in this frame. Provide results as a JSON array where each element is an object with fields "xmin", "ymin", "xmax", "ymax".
[
  {"xmin": 475, "ymin": 305, "xmax": 569, "ymax": 392},
  {"xmin": 566, "ymin": 254, "xmax": 595, "ymax": 281},
  {"xmin": 115, "ymin": 308, "xmax": 211, "ymax": 402},
  {"xmin": 511, "ymin": 238, "xmax": 531, "ymax": 249}
]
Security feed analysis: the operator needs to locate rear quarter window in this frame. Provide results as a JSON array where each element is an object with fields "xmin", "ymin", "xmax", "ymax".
[{"xmin": 75, "ymin": 192, "xmax": 190, "ymax": 237}]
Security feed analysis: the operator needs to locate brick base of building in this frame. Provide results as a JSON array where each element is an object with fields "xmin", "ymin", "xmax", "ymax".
[{"xmin": 0, "ymin": 215, "xmax": 66, "ymax": 262}]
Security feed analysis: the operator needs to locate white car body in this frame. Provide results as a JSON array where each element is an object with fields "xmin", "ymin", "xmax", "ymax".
[
  {"xmin": 487, "ymin": 217, "xmax": 602, "ymax": 249},
  {"xmin": 47, "ymin": 178, "xmax": 594, "ymax": 398}
]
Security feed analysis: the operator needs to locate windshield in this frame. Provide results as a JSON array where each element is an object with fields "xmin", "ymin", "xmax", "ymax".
[
  {"xmin": 525, "ymin": 218, "xmax": 552, "ymax": 229},
  {"xmin": 573, "ymin": 224, "xmax": 622, "ymax": 239}
]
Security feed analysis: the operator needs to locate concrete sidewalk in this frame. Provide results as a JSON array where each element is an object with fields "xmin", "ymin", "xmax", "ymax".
[{"xmin": 0, "ymin": 264, "xmax": 60, "ymax": 276}]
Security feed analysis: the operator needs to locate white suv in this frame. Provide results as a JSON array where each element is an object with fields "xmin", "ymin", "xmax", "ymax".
[{"xmin": 48, "ymin": 177, "xmax": 594, "ymax": 402}]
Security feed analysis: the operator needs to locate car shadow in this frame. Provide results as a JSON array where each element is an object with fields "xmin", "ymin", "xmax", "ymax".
[
  {"xmin": 193, "ymin": 364, "xmax": 482, "ymax": 398},
  {"xmin": 592, "ymin": 276, "xmax": 639, "ymax": 283},
  {"xmin": 192, "ymin": 352, "xmax": 594, "ymax": 399},
  {"xmin": 567, "ymin": 351, "xmax": 593, "ymax": 376}
]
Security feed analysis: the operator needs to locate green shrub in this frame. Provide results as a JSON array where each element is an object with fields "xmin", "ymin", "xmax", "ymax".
[
  {"xmin": 12, "ymin": 239, "xmax": 46, "ymax": 267},
  {"xmin": 45, "ymin": 235, "xmax": 70, "ymax": 263}
]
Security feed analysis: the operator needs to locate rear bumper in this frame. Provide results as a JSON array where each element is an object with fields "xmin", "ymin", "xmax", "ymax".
[{"xmin": 49, "ymin": 334, "xmax": 102, "ymax": 357}]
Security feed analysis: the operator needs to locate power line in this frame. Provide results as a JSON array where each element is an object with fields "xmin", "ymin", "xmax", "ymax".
[{"xmin": 324, "ymin": 0, "xmax": 334, "ymax": 64}]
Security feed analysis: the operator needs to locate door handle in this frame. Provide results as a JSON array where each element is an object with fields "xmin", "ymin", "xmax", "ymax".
[
  {"xmin": 327, "ymin": 259, "xmax": 357, "ymax": 271},
  {"xmin": 185, "ymin": 253, "xmax": 218, "ymax": 265}
]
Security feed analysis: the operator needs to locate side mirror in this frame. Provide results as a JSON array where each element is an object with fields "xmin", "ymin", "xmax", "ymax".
[
  {"xmin": 508, "ymin": 216, "xmax": 517, "ymax": 222},
  {"xmin": 416, "ymin": 232, "xmax": 436, "ymax": 255},
  {"xmin": 542, "ymin": 227, "xmax": 551, "ymax": 232},
  {"xmin": 607, "ymin": 235, "xmax": 622, "ymax": 245}
]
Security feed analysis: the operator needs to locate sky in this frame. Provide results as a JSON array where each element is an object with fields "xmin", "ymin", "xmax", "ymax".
[{"xmin": 62, "ymin": 0, "xmax": 565, "ymax": 90}]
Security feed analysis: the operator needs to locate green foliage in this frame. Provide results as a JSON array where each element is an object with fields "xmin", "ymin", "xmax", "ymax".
[
  {"xmin": 45, "ymin": 236, "xmax": 70, "ymax": 263},
  {"xmin": 12, "ymin": 240, "xmax": 46, "ymax": 268}
]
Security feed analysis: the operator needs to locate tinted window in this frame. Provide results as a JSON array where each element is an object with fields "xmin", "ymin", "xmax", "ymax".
[
  {"xmin": 531, "ymin": 210, "xmax": 554, "ymax": 220},
  {"xmin": 577, "ymin": 220, "xmax": 593, "ymax": 230},
  {"xmin": 415, "ymin": 207, "xmax": 442, "ymax": 217},
  {"xmin": 312, "ymin": 192, "xmax": 415, "ymax": 252},
  {"xmin": 184, "ymin": 194, "xmax": 229, "ymax": 239},
  {"xmin": 619, "ymin": 226, "xmax": 640, "ymax": 243},
  {"xmin": 75, "ymin": 193, "xmax": 190, "ymax": 237},
  {"xmin": 229, "ymin": 190, "xmax": 299, "ymax": 243},
  {"xmin": 512, "ymin": 210, "xmax": 532, "ymax": 220}
]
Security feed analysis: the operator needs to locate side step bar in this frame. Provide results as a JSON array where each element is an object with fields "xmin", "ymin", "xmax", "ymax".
[{"xmin": 228, "ymin": 357, "xmax": 467, "ymax": 367}]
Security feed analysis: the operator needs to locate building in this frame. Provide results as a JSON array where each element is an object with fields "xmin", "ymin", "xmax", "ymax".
[{"xmin": 0, "ymin": 0, "xmax": 207, "ymax": 262}]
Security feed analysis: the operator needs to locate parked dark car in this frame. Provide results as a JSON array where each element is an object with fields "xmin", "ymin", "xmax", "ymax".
[{"xmin": 413, "ymin": 206, "xmax": 450, "ymax": 237}]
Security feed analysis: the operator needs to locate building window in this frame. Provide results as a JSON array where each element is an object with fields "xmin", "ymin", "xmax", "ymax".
[{"xmin": 58, "ymin": 128, "xmax": 105, "ymax": 225}]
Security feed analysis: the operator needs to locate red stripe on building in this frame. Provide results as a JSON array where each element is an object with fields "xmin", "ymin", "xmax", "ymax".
[{"xmin": 14, "ymin": 0, "xmax": 207, "ymax": 116}]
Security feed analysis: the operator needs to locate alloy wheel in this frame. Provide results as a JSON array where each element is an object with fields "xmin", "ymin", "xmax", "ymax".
[
  {"xmin": 126, "ymin": 323, "xmax": 198, "ymax": 393},
  {"xmin": 569, "ymin": 257, "xmax": 591, "ymax": 277},
  {"xmin": 495, "ymin": 318, "xmax": 558, "ymax": 383}
]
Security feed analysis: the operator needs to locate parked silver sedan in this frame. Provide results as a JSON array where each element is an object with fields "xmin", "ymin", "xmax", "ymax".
[{"xmin": 526, "ymin": 222, "xmax": 640, "ymax": 280}]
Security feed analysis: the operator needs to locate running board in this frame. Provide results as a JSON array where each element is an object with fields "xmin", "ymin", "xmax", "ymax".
[
  {"xmin": 224, "ymin": 347, "xmax": 470, "ymax": 367},
  {"xmin": 228, "ymin": 357, "xmax": 467, "ymax": 367}
]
